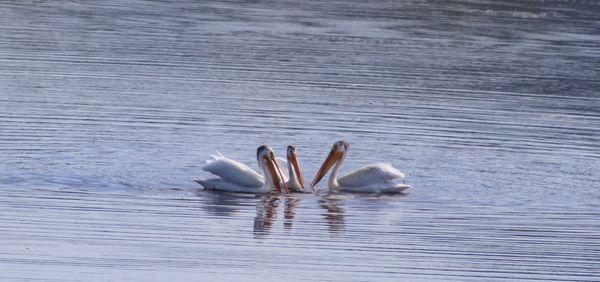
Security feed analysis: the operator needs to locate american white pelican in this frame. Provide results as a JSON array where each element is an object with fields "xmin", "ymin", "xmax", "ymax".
[
  {"xmin": 284, "ymin": 145, "xmax": 310, "ymax": 193},
  {"xmin": 310, "ymin": 140, "xmax": 411, "ymax": 193},
  {"xmin": 194, "ymin": 145, "xmax": 287, "ymax": 193}
]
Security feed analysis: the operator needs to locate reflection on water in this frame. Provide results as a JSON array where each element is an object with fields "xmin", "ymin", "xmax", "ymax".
[
  {"xmin": 197, "ymin": 190, "xmax": 254, "ymax": 217},
  {"xmin": 319, "ymin": 195, "xmax": 346, "ymax": 233},
  {"xmin": 253, "ymin": 195, "xmax": 280, "ymax": 235},
  {"xmin": 199, "ymin": 191, "xmax": 414, "ymax": 236},
  {"xmin": 202, "ymin": 191, "xmax": 347, "ymax": 236},
  {"xmin": 283, "ymin": 197, "xmax": 301, "ymax": 230}
]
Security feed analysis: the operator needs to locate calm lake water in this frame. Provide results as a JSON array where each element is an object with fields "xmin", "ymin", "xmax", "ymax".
[{"xmin": 1, "ymin": 0, "xmax": 599, "ymax": 281}]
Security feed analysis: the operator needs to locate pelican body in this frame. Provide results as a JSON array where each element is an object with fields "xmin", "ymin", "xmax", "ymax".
[
  {"xmin": 310, "ymin": 141, "xmax": 410, "ymax": 193},
  {"xmin": 194, "ymin": 145, "xmax": 287, "ymax": 194}
]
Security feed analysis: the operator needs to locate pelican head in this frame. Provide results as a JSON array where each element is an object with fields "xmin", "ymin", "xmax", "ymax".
[
  {"xmin": 287, "ymin": 145, "xmax": 307, "ymax": 191},
  {"xmin": 310, "ymin": 140, "xmax": 349, "ymax": 189},
  {"xmin": 257, "ymin": 145, "xmax": 288, "ymax": 193}
]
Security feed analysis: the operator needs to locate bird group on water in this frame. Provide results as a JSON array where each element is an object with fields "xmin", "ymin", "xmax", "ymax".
[{"xmin": 194, "ymin": 140, "xmax": 411, "ymax": 194}]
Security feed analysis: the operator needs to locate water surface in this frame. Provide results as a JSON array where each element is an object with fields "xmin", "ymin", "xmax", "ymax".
[{"xmin": 1, "ymin": 0, "xmax": 599, "ymax": 281}]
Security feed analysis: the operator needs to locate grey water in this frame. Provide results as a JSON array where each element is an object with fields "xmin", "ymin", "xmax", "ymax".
[{"xmin": 1, "ymin": 0, "xmax": 599, "ymax": 281}]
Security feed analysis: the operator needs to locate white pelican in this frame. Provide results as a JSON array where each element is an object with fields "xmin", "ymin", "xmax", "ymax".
[
  {"xmin": 310, "ymin": 140, "xmax": 411, "ymax": 193},
  {"xmin": 194, "ymin": 145, "xmax": 287, "ymax": 194},
  {"xmin": 284, "ymin": 145, "xmax": 311, "ymax": 193}
]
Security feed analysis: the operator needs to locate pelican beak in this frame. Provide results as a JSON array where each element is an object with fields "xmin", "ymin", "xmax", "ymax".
[
  {"xmin": 264, "ymin": 154, "xmax": 287, "ymax": 193},
  {"xmin": 288, "ymin": 149, "xmax": 306, "ymax": 190},
  {"xmin": 310, "ymin": 148, "xmax": 342, "ymax": 189},
  {"xmin": 274, "ymin": 156, "xmax": 289, "ymax": 193}
]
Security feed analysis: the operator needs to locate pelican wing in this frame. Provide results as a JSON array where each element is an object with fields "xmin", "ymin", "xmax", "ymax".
[
  {"xmin": 202, "ymin": 154, "xmax": 264, "ymax": 187},
  {"xmin": 338, "ymin": 163, "xmax": 405, "ymax": 187}
]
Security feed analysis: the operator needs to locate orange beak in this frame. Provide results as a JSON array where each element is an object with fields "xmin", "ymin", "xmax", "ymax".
[
  {"xmin": 265, "ymin": 155, "xmax": 288, "ymax": 193},
  {"xmin": 288, "ymin": 150, "xmax": 306, "ymax": 190},
  {"xmin": 310, "ymin": 148, "xmax": 343, "ymax": 189}
]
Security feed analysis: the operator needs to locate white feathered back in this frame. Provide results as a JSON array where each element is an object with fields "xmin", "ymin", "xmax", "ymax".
[
  {"xmin": 338, "ymin": 163, "xmax": 405, "ymax": 187},
  {"xmin": 202, "ymin": 153, "xmax": 264, "ymax": 187}
]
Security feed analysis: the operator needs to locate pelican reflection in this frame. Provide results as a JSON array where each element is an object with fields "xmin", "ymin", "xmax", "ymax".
[
  {"xmin": 253, "ymin": 194, "xmax": 281, "ymax": 235},
  {"xmin": 284, "ymin": 197, "xmax": 301, "ymax": 230},
  {"xmin": 198, "ymin": 190, "xmax": 359, "ymax": 236},
  {"xmin": 319, "ymin": 194, "xmax": 346, "ymax": 233},
  {"xmin": 198, "ymin": 190, "xmax": 257, "ymax": 217},
  {"xmin": 253, "ymin": 194, "xmax": 305, "ymax": 236}
]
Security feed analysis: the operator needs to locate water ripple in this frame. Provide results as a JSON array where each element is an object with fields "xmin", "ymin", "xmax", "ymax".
[{"xmin": 1, "ymin": 0, "xmax": 599, "ymax": 281}]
